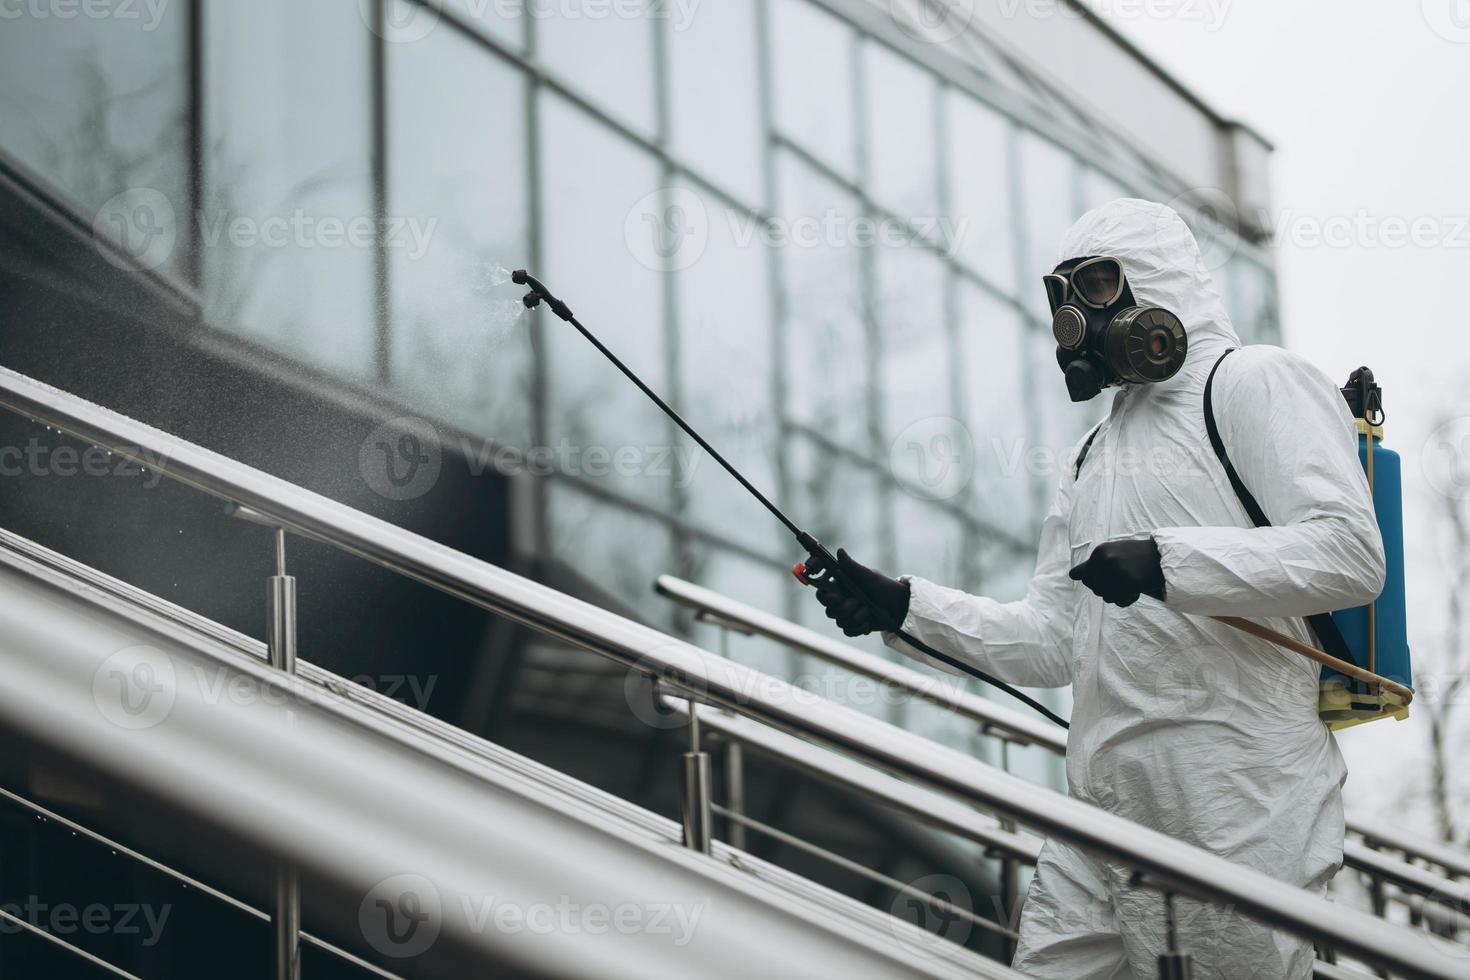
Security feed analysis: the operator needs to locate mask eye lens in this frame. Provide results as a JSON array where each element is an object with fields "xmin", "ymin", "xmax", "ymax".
[
  {"xmin": 1042, "ymin": 274, "xmax": 1069, "ymax": 313},
  {"xmin": 1072, "ymin": 258, "xmax": 1124, "ymax": 308}
]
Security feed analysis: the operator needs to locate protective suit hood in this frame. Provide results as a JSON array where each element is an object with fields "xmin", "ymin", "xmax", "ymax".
[{"xmin": 1056, "ymin": 198, "xmax": 1240, "ymax": 393}]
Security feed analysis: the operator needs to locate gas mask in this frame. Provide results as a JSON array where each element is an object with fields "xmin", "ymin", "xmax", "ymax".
[{"xmin": 1044, "ymin": 255, "xmax": 1187, "ymax": 402}]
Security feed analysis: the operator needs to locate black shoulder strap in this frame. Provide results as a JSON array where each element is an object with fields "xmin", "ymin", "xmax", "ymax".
[
  {"xmin": 1073, "ymin": 422, "xmax": 1104, "ymax": 480},
  {"xmin": 1203, "ymin": 349, "xmax": 1354, "ymax": 663}
]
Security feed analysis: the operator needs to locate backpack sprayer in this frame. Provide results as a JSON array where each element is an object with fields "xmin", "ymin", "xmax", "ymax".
[
  {"xmin": 512, "ymin": 270, "xmax": 1070, "ymax": 728},
  {"xmin": 1201, "ymin": 360, "xmax": 1412, "ymax": 729}
]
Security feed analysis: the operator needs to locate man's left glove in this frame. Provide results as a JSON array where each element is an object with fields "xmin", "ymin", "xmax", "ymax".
[
  {"xmin": 814, "ymin": 549, "xmax": 911, "ymax": 637},
  {"xmin": 1069, "ymin": 538, "xmax": 1165, "ymax": 608}
]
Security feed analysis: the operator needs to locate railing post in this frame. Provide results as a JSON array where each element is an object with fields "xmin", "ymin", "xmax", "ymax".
[
  {"xmin": 265, "ymin": 528, "xmax": 300, "ymax": 980},
  {"xmin": 715, "ymin": 625, "xmax": 747, "ymax": 851},
  {"xmin": 680, "ymin": 696, "xmax": 713, "ymax": 854},
  {"xmin": 723, "ymin": 737, "xmax": 747, "ymax": 851},
  {"xmin": 996, "ymin": 738, "xmax": 1019, "ymax": 960},
  {"xmin": 1156, "ymin": 891, "xmax": 1193, "ymax": 980}
]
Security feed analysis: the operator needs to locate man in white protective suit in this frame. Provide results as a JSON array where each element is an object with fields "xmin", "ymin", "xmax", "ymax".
[{"xmin": 813, "ymin": 198, "xmax": 1386, "ymax": 978}]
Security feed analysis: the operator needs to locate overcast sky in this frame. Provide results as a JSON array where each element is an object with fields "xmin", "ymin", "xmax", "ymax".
[{"xmin": 1086, "ymin": 0, "xmax": 1470, "ymax": 832}]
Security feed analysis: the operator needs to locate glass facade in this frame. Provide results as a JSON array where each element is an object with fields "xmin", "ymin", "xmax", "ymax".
[{"xmin": 0, "ymin": 0, "xmax": 1281, "ymax": 745}]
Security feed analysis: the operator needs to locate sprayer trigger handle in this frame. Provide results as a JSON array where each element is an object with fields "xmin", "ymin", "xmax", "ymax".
[{"xmin": 791, "ymin": 562, "xmax": 812, "ymax": 586}]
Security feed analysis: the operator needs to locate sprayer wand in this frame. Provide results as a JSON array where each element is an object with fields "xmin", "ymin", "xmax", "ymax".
[{"xmin": 514, "ymin": 269, "xmax": 1070, "ymax": 729}]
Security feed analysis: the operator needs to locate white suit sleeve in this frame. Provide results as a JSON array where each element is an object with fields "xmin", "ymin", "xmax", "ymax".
[
  {"xmin": 1153, "ymin": 347, "xmax": 1385, "ymax": 617},
  {"xmin": 881, "ymin": 456, "xmax": 1082, "ymax": 688}
]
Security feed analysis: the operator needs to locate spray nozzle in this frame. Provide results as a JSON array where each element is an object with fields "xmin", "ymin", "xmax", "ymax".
[{"xmin": 510, "ymin": 269, "xmax": 573, "ymax": 321}]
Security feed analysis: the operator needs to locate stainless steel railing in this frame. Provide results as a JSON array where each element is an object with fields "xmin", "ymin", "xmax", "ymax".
[
  {"xmin": 654, "ymin": 576, "xmax": 1470, "ymax": 934},
  {"xmin": 0, "ymin": 364, "xmax": 1464, "ymax": 979}
]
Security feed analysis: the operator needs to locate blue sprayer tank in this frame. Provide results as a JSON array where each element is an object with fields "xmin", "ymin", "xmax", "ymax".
[{"xmin": 1319, "ymin": 368, "xmax": 1412, "ymax": 729}]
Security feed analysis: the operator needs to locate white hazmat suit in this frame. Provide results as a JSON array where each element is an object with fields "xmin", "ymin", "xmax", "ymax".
[{"xmin": 887, "ymin": 199, "xmax": 1385, "ymax": 978}]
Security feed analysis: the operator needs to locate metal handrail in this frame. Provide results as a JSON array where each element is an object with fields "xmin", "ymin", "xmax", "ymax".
[
  {"xmin": 671, "ymin": 702, "xmax": 1452, "ymax": 980},
  {"xmin": 655, "ymin": 574, "xmax": 1470, "ymax": 893},
  {"xmin": 1348, "ymin": 815, "xmax": 1470, "ymax": 880},
  {"xmin": 0, "ymin": 784, "xmax": 404, "ymax": 980},
  {"xmin": 0, "ymin": 365, "xmax": 1463, "ymax": 979}
]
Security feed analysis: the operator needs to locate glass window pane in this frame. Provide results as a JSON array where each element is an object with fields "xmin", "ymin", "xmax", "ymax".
[
  {"xmin": 387, "ymin": 14, "xmax": 532, "ymax": 449},
  {"xmin": 203, "ymin": 0, "xmax": 377, "ymax": 377},
  {"xmin": 541, "ymin": 94, "xmax": 669, "ymax": 506},
  {"xmin": 778, "ymin": 154, "xmax": 869, "ymax": 451},
  {"xmin": 772, "ymin": 0, "xmax": 855, "ymax": 178},
  {"xmin": 956, "ymin": 283, "xmax": 1031, "ymax": 531},
  {"xmin": 1228, "ymin": 256, "xmax": 1280, "ymax": 346},
  {"xmin": 946, "ymin": 92, "xmax": 1015, "ymax": 294},
  {"xmin": 788, "ymin": 436, "xmax": 882, "ymax": 558},
  {"xmin": 536, "ymin": 0, "xmax": 656, "ymax": 136},
  {"xmin": 0, "ymin": 7, "xmax": 188, "ymax": 274},
  {"xmin": 1017, "ymin": 129, "xmax": 1079, "ymax": 289},
  {"xmin": 687, "ymin": 545, "xmax": 791, "ymax": 678},
  {"xmin": 675, "ymin": 183, "xmax": 779, "ymax": 548},
  {"xmin": 439, "ymin": 0, "xmax": 523, "ymax": 49},
  {"xmin": 863, "ymin": 42, "xmax": 937, "ymax": 220},
  {"xmin": 668, "ymin": 1, "xmax": 761, "ymax": 203},
  {"xmin": 876, "ymin": 246, "xmax": 961, "ymax": 501},
  {"xmin": 892, "ymin": 497, "xmax": 969, "ymax": 586},
  {"xmin": 1081, "ymin": 165, "xmax": 1130, "ymax": 212},
  {"xmin": 547, "ymin": 482, "xmax": 675, "ymax": 629}
]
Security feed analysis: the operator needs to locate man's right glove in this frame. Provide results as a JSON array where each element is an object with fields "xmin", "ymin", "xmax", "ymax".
[{"xmin": 814, "ymin": 549, "xmax": 911, "ymax": 637}]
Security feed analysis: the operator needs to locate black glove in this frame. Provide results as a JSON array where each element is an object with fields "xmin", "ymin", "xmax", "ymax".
[
  {"xmin": 813, "ymin": 549, "xmax": 911, "ymax": 637},
  {"xmin": 1068, "ymin": 538, "xmax": 1165, "ymax": 608}
]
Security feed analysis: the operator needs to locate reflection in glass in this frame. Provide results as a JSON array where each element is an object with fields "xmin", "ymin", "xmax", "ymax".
[
  {"xmin": 0, "ymin": 7, "xmax": 188, "ymax": 272},
  {"xmin": 541, "ymin": 94, "xmax": 669, "ymax": 506},
  {"xmin": 444, "ymin": 0, "xmax": 524, "ymax": 48},
  {"xmin": 687, "ymin": 545, "xmax": 791, "ymax": 679},
  {"xmin": 388, "ymin": 16, "xmax": 531, "ymax": 449},
  {"xmin": 876, "ymin": 244, "xmax": 964, "ymax": 503},
  {"xmin": 668, "ymin": 1, "xmax": 762, "ymax": 203},
  {"xmin": 1017, "ymin": 129, "xmax": 1080, "ymax": 287},
  {"xmin": 1228, "ymin": 256, "xmax": 1280, "ymax": 345},
  {"xmin": 537, "ymin": 0, "xmax": 656, "ymax": 135},
  {"xmin": 787, "ymin": 436, "xmax": 883, "ymax": 560},
  {"xmin": 893, "ymin": 495, "xmax": 969, "ymax": 587},
  {"xmin": 778, "ymin": 154, "xmax": 869, "ymax": 450},
  {"xmin": 946, "ymin": 92, "xmax": 1016, "ymax": 295},
  {"xmin": 863, "ymin": 41, "xmax": 937, "ymax": 219},
  {"xmin": 547, "ymin": 481, "xmax": 675, "ymax": 630},
  {"xmin": 957, "ymin": 283, "xmax": 1031, "ymax": 532},
  {"xmin": 1080, "ymin": 165, "xmax": 1131, "ymax": 213},
  {"xmin": 772, "ymin": 0, "xmax": 855, "ymax": 177},
  {"xmin": 203, "ymin": 0, "xmax": 376, "ymax": 376},
  {"xmin": 675, "ymin": 182, "xmax": 779, "ymax": 549}
]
